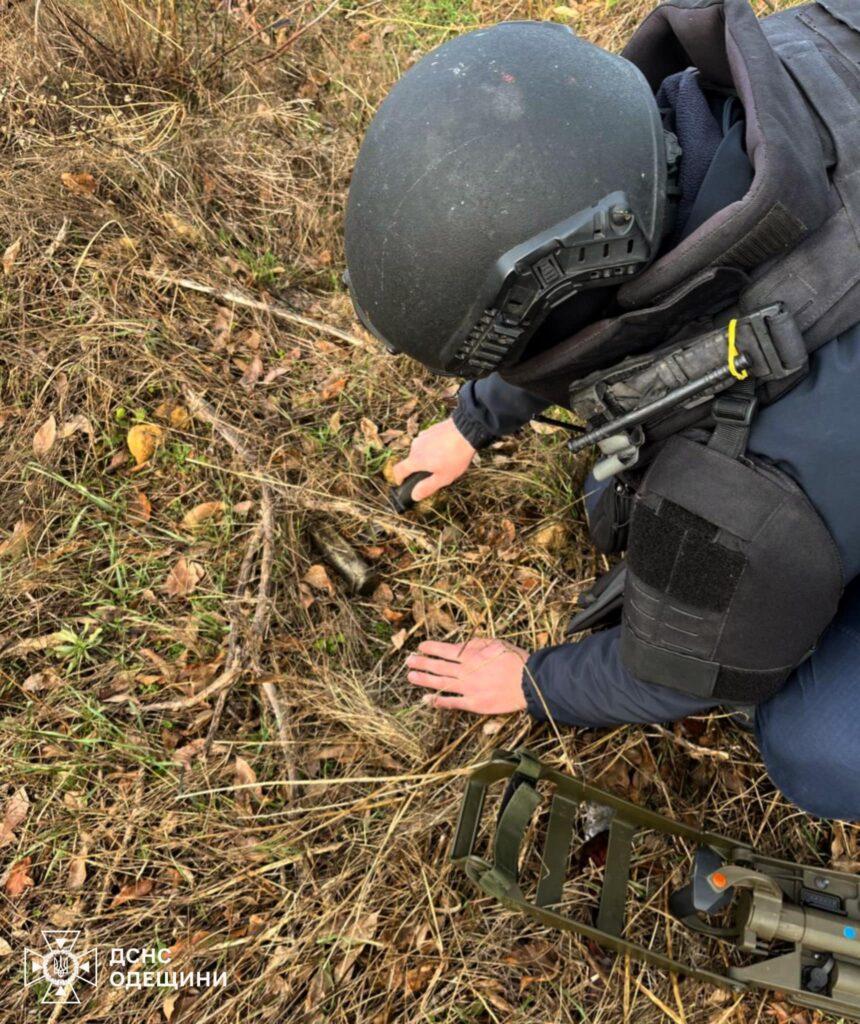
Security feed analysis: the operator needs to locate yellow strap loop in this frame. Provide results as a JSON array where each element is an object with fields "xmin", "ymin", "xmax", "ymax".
[{"xmin": 726, "ymin": 318, "xmax": 748, "ymax": 381}]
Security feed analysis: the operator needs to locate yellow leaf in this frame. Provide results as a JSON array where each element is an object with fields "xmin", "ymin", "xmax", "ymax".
[
  {"xmin": 32, "ymin": 415, "xmax": 57, "ymax": 458},
  {"xmin": 163, "ymin": 211, "xmax": 203, "ymax": 243},
  {"xmin": 154, "ymin": 401, "xmax": 191, "ymax": 430},
  {"xmin": 60, "ymin": 171, "xmax": 97, "ymax": 195},
  {"xmin": 181, "ymin": 501, "xmax": 225, "ymax": 530},
  {"xmin": 169, "ymin": 405, "xmax": 191, "ymax": 430},
  {"xmin": 2, "ymin": 237, "xmax": 21, "ymax": 275},
  {"xmin": 127, "ymin": 422, "xmax": 165, "ymax": 466},
  {"xmin": 532, "ymin": 522, "xmax": 568, "ymax": 554},
  {"xmin": 552, "ymin": 5, "xmax": 579, "ymax": 20}
]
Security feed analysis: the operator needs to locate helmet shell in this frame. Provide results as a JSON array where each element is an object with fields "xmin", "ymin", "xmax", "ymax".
[{"xmin": 345, "ymin": 21, "xmax": 666, "ymax": 375}]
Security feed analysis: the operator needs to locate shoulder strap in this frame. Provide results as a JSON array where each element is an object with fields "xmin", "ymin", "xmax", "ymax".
[{"xmin": 708, "ymin": 377, "xmax": 757, "ymax": 459}]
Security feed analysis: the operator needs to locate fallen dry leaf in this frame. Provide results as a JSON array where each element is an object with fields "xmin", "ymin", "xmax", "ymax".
[
  {"xmin": 334, "ymin": 911, "xmax": 379, "ymax": 983},
  {"xmin": 164, "ymin": 557, "xmax": 205, "ymax": 598},
  {"xmin": 172, "ymin": 738, "xmax": 206, "ymax": 768},
  {"xmin": 358, "ymin": 417, "xmax": 380, "ymax": 446},
  {"xmin": 391, "ymin": 628, "xmax": 408, "ymax": 651},
  {"xmin": 58, "ymin": 414, "xmax": 94, "ymax": 441},
  {"xmin": 68, "ymin": 837, "xmax": 89, "ymax": 890},
  {"xmin": 320, "ymin": 376, "xmax": 347, "ymax": 400},
  {"xmin": 131, "ymin": 490, "xmax": 152, "ymax": 522},
  {"xmin": 2, "ymin": 237, "xmax": 21, "ymax": 275},
  {"xmin": 163, "ymin": 211, "xmax": 203, "ymax": 243},
  {"xmin": 211, "ymin": 306, "xmax": 233, "ymax": 350},
  {"xmin": 303, "ymin": 563, "xmax": 334, "ymax": 593},
  {"xmin": 181, "ymin": 501, "xmax": 225, "ymax": 530},
  {"xmin": 233, "ymin": 756, "xmax": 264, "ymax": 803},
  {"xmin": 0, "ymin": 787, "xmax": 29, "ymax": 847},
  {"xmin": 111, "ymin": 878, "xmax": 154, "ymax": 908},
  {"xmin": 169, "ymin": 405, "xmax": 191, "ymax": 430},
  {"xmin": 22, "ymin": 669, "xmax": 64, "ymax": 692},
  {"xmin": 0, "ymin": 937, "xmax": 11, "ymax": 956},
  {"xmin": 232, "ymin": 500, "xmax": 254, "ymax": 515},
  {"xmin": 127, "ymin": 422, "xmax": 165, "ymax": 466},
  {"xmin": 532, "ymin": 522, "xmax": 568, "ymax": 554},
  {"xmin": 239, "ymin": 353, "xmax": 263, "ymax": 388},
  {"xmin": 32, "ymin": 415, "xmax": 57, "ymax": 458},
  {"xmin": 0, "ymin": 519, "xmax": 35, "ymax": 558},
  {"xmin": 61, "ymin": 171, "xmax": 97, "ymax": 195},
  {"xmin": 154, "ymin": 401, "xmax": 191, "ymax": 431},
  {"xmin": 4, "ymin": 857, "xmax": 35, "ymax": 897}
]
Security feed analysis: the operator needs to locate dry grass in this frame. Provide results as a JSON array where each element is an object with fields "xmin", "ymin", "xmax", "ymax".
[{"xmin": 0, "ymin": 0, "xmax": 854, "ymax": 1021}]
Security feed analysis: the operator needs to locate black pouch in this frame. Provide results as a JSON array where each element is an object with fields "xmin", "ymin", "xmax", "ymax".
[
  {"xmin": 621, "ymin": 436, "xmax": 843, "ymax": 704},
  {"xmin": 587, "ymin": 479, "xmax": 635, "ymax": 555}
]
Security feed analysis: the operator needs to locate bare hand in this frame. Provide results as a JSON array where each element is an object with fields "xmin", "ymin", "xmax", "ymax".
[
  {"xmin": 406, "ymin": 638, "xmax": 529, "ymax": 714},
  {"xmin": 392, "ymin": 418, "xmax": 476, "ymax": 502}
]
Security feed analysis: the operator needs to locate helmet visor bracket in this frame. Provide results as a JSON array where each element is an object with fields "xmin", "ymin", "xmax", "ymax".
[{"xmin": 449, "ymin": 190, "xmax": 652, "ymax": 378}]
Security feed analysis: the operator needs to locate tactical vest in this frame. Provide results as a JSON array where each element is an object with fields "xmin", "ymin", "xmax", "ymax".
[{"xmin": 502, "ymin": 0, "xmax": 860, "ymax": 704}]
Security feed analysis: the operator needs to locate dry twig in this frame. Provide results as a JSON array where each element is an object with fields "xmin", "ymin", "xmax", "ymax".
[{"xmin": 136, "ymin": 269, "xmax": 369, "ymax": 349}]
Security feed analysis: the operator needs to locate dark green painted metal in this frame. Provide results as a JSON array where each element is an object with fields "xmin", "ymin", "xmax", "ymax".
[
  {"xmin": 596, "ymin": 816, "xmax": 637, "ymax": 937},
  {"xmin": 451, "ymin": 748, "xmax": 860, "ymax": 1019},
  {"xmin": 536, "ymin": 793, "xmax": 578, "ymax": 909}
]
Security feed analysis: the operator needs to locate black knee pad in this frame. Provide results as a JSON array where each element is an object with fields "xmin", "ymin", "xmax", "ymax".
[{"xmin": 621, "ymin": 436, "xmax": 843, "ymax": 703}]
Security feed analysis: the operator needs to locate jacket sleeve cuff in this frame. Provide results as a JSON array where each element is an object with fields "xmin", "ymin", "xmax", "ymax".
[
  {"xmin": 521, "ymin": 651, "xmax": 549, "ymax": 721},
  {"xmin": 451, "ymin": 405, "xmax": 499, "ymax": 450}
]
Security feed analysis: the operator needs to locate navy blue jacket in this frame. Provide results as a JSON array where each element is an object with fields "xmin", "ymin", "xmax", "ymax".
[{"xmin": 452, "ymin": 72, "xmax": 860, "ymax": 724}]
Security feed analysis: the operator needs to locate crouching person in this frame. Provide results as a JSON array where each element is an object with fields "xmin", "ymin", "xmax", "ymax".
[{"xmin": 343, "ymin": 0, "xmax": 860, "ymax": 821}]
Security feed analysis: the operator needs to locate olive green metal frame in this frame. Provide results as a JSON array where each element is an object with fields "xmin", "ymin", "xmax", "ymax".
[{"xmin": 451, "ymin": 748, "xmax": 860, "ymax": 1019}]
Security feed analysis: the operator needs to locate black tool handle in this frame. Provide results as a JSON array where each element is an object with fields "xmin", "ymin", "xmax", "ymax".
[{"xmin": 390, "ymin": 471, "xmax": 432, "ymax": 514}]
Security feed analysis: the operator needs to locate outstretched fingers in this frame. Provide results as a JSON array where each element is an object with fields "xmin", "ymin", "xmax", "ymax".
[
  {"xmin": 416, "ymin": 641, "xmax": 464, "ymax": 661},
  {"xmin": 423, "ymin": 693, "xmax": 472, "ymax": 711},
  {"xmin": 406, "ymin": 654, "xmax": 459, "ymax": 677},
  {"xmin": 407, "ymin": 669, "xmax": 465, "ymax": 692}
]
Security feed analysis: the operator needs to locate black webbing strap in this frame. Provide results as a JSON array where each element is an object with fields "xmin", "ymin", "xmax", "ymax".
[{"xmin": 708, "ymin": 377, "xmax": 758, "ymax": 459}]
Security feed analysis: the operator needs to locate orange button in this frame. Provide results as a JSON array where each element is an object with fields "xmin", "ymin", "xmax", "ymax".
[{"xmin": 710, "ymin": 871, "xmax": 728, "ymax": 890}]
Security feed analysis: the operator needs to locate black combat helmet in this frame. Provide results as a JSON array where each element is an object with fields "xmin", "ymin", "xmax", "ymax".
[{"xmin": 345, "ymin": 21, "xmax": 674, "ymax": 378}]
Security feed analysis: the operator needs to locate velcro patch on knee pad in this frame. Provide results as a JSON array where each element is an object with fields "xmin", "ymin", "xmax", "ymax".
[{"xmin": 628, "ymin": 498, "xmax": 746, "ymax": 613}]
